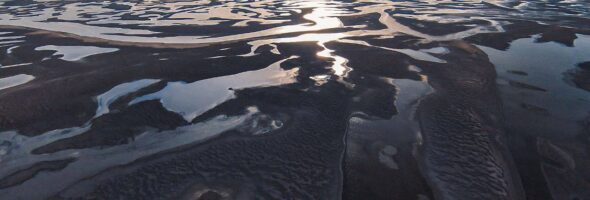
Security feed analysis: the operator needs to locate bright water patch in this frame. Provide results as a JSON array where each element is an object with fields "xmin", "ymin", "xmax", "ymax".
[
  {"xmin": 94, "ymin": 79, "xmax": 160, "ymax": 118},
  {"xmin": 35, "ymin": 45, "xmax": 119, "ymax": 61},
  {"xmin": 130, "ymin": 57, "xmax": 298, "ymax": 122},
  {"xmin": 0, "ymin": 74, "xmax": 34, "ymax": 91}
]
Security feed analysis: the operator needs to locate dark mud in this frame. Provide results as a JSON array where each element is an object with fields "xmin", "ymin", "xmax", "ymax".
[
  {"xmin": 1, "ymin": 0, "xmax": 590, "ymax": 199},
  {"xmin": 415, "ymin": 41, "xmax": 524, "ymax": 200}
]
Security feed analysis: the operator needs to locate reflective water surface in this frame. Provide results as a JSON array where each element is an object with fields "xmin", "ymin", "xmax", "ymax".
[{"xmin": 0, "ymin": 0, "xmax": 589, "ymax": 199}]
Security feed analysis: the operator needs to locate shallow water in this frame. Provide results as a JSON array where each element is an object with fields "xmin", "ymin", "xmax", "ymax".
[
  {"xmin": 0, "ymin": 74, "xmax": 34, "ymax": 91},
  {"xmin": 35, "ymin": 45, "xmax": 119, "ymax": 61},
  {"xmin": 0, "ymin": 0, "xmax": 589, "ymax": 199}
]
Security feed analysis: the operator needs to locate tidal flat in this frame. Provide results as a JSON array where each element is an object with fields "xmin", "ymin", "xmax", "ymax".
[{"xmin": 0, "ymin": 1, "xmax": 589, "ymax": 199}]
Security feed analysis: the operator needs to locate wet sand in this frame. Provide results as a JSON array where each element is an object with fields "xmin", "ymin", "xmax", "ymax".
[{"xmin": 1, "ymin": 0, "xmax": 590, "ymax": 199}]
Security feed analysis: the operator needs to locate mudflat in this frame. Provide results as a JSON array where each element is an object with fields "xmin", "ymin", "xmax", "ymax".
[{"xmin": 0, "ymin": 1, "xmax": 589, "ymax": 199}]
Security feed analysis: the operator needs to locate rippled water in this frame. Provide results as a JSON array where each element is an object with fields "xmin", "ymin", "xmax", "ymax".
[{"xmin": 0, "ymin": 0, "xmax": 589, "ymax": 199}]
